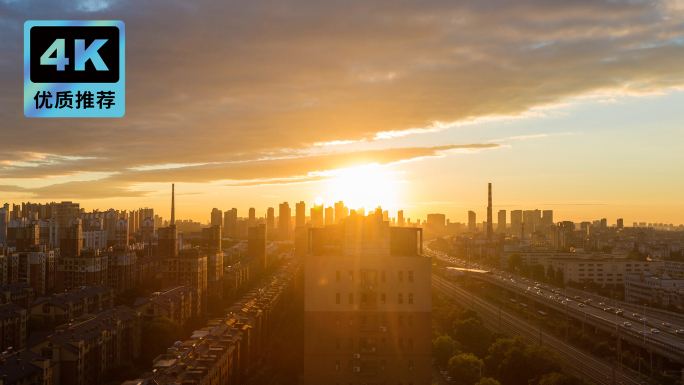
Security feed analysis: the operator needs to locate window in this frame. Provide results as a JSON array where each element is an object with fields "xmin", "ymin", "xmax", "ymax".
[
  {"xmin": 381, "ymin": 293, "xmax": 386, "ymax": 304},
  {"xmin": 349, "ymin": 271, "xmax": 354, "ymax": 282},
  {"xmin": 349, "ymin": 293, "xmax": 354, "ymax": 304},
  {"xmin": 336, "ymin": 293, "xmax": 340, "ymax": 304},
  {"xmin": 336, "ymin": 360, "xmax": 340, "ymax": 371},
  {"xmin": 398, "ymin": 293, "xmax": 403, "ymax": 304},
  {"xmin": 398, "ymin": 271, "xmax": 404, "ymax": 282},
  {"xmin": 408, "ymin": 315, "xmax": 413, "ymax": 327},
  {"xmin": 336, "ymin": 338, "xmax": 340, "ymax": 348},
  {"xmin": 349, "ymin": 316, "xmax": 353, "ymax": 326},
  {"xmin": 408, "ymin": 360, "xmax": 414, "ymax": 371},
  {"xmin": 408, "ymin": 338, "xmax": 413, "ymax": 349},
  {"xmin": 381, "ymin": 271, "xmax": 386, "ymax": 282},
  {"xmin": 348, "ymin": 338, "xmax": 354, "ymax": 348},
  {"xmin": 381, "ymin": 360, "xmax": 386, "ymax": 371},
  {"xmin": 399, "ymin": 315, "xmax": 404, "ymax": 326},
  {"xmin": 408, "ymin": 271, "xmax": 413, "ymax": 282},
  {"xmin": 408, "ymin": 293, "xmax": 414, "ymax": 305},
  {"xmin": 398, "ymin": 361, "xmax": 403, "ymax": 372},
  {"xmin": 336, "ymin": 271, "xmax": 341, "ymax": 282}
]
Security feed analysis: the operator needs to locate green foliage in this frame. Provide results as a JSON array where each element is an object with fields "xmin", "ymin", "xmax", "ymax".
[
  {"xmin": 536, "ymin": 372, "xmax": 592, "ymax": 385},
  {"xmin": 140, "ymin": 317, "xmax": 184, "ymax": 363},
  {"xmin": 453, "ymin": 317, "xmax": 492, "ymax": 358},
  {"xmin": 506, "ymin": 253, "xmax": 523, "ymax": 273},
  {"xmin": 476, "ymin": 378, "xmax": 501, "ymax": 385},
  {"xmin": 448, "ymin": 353, "xmax": 484, "ymax": 385},
  {"xmin": 484, "ymin": 336, "xmax": 562, "ymax": 385},
  {"xmin": 433, "ymin": 335, "xmax": 461, "ymax": 369}
]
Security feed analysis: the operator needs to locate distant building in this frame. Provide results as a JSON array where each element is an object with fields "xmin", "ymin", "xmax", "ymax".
[
  {"xmin": 279, "ymin": 202, "xmax": 291, "ymax": 239},
  {"xmin": 0, "ymin": 349, "xmax": 54, "ymax": 385},
  {"xmin": 296, "ymin": 201, "xmax": 306, "ymax": 227},
  {"xmin": 162, "ymin": 249, "xmax": 207, "ymax": 317},
  {"xmin": 210, "ymin": 208, "xmax": 223, "ymax": 228},
  {"xmin": 0, "ymin": 302, "xmax": 27, "ymax": 351},
  {"xmin": 30, "ymin": 285, "xmax": 115, "ymax": 322},
  {"xmin": 248, "ymin": 224, "xmax": 267, "ymax": 270},
  {"xmin": 325, "ymin": 206, "xmax": 334, "ymax": 226},
  {"xmin": 498, "ymin": 210, "xmax": 506, "ymax": 234},
  {"xmin": 57, "ymin": 250, "xmax": 108, "ymax": 291},
  {"xmin": 510, "ymin": 210, "xmax": 522, "ymax": 235},
  {"xmin": 468, "ymin": 211, "xmax": 476, "ymax": 232},
  {"xmin": 134, "ymin": 285, "xmax": 196, "ymax": 325}
]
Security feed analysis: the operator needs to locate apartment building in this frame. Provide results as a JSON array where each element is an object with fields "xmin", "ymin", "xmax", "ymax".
[
  {"xmin": 27, "ymin": 306, "xmax": 141, "ymax": 385},
  {"xmin": 0, "ymin": 303, "xmax": 28, "ymax": 352},
  {"xmin": 303, "ymin": 214, "xmax": 431, "ymax": 385},
  {"xmin": 56, "ymin": 250, "xmax": 109, "ymax": 292},
  {"xmin": 162, "ymin": 249, "xmax": 207, "ymax": 317},
  {"xmin": 30, "ymin": 285, "xmax": 115, "ymax": 322},
  {"xmin": 134, "ymin": 285, "xmax": 196, "ymax": 326},
  {"xmin": 0, "ymin": 283, "xmax": 35, "ymax": 308}
]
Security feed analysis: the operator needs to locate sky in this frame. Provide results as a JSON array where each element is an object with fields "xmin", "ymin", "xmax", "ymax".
[{"xmin": 1, "ymin": 0, "xmax": 684, "ymax": 225}]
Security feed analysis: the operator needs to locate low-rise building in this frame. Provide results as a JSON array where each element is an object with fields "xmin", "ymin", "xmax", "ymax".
[
  {"xmin": 30, "ymin": 286, "xmax": 115, "ymax": 323},
  {"xmin": 0, "ymin": 349, "xmax": 54, "ymax": 385},
  {"xmin": 625, "ymin": 271, "xmax": 684, "ymax": 306},
  {"xmin": 0, "ymin": 283, "xmax": 35, "ymax": 308},
  {"xmin": 134, "ymin": 285, "xmax": 196, "ymax": 326},
  {"xmin": 0, "ymin": 303, "xmax": 27, "ymax": 352},
  {"xmin": 27, "ymin": 306, "xmax": 142, "ymax": 385}
]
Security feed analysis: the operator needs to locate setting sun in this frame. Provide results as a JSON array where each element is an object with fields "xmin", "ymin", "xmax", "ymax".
[{"xmin": 327, "ymin": 164, "xmax": 400, "ymax": 212}]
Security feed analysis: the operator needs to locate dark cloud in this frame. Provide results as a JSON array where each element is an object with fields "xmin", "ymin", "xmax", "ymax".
[{"xmin": 1, "ymin": 0, "xmax": 683, "ymax": 190}]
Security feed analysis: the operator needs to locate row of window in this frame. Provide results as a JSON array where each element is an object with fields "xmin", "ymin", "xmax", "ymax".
[
  {"xmin": 335, "ymin": 337, "xmax": 415, "ymax": 349},
  {"xmin": 334, "ymin": 360, "xmax": 415, "ymax": 372},
  {"xmin": 336, "ymin": 270, "xmax": 414, "ymax": 283},
  {"xmin": 335, "ymin": 293, "xmax": 414, "ymax": 305},
  {"xmin": 335, "ymin": 314, "xmax": 414, "ymax": 327}
]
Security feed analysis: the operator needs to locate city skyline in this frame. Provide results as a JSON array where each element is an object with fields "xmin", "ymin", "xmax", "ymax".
[{"xmin": 2, "ymin": 1, "xmax": 684, "ymax": 223}]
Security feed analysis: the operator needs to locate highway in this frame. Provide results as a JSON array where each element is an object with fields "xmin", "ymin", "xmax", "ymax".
[
  {"xmin": 432, "ymin": 275, "xmax": 645, "ymax": 385},
  {"xmin": 424, "ymin": 242, "xmax": 684, "ymax": 356}
]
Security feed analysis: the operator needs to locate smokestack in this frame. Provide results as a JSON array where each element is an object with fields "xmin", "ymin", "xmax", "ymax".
[
  {"xmin": 171, "ymin": 184, "xmax": 175, "ymax": 225},
  {"xmin": 487, "ymin": 183, "xmax": 493, "ymax": 243}
]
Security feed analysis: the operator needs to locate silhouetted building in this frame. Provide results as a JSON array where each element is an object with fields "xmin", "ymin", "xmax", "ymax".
[
  {"xmin": 59, "ymin": 219, "xmax": 83, "ymax": 257},
  {"xmin": 511, "ymin": 210, "xmax": 522, "ymax": 235},
  {"xmin": 248, "ymin": 224, "xmax": 267, "ymax": 270},
  {"xmin": 162, "ymin": 249, "xmax": 207, "ymax": 317},
  {"xmin": 498, "ymin": 210, "xmax": 506, "ymax": 234},
  {"xmin": 303, "ymin": 214, "xmax": 430, "ymax": 385},
  {"xmin": 468, "ymin": 210, "xmax": 476, "ymax": 232},
  {"xmin": 487, "ymin": 183, "xmax": 493, "ymax": 242},
  {"xmin": 311, "ymin": 203, "xmax": 324, "ymax": 227},
  {"xmin": 279, "ymin": 202, "xmax": 291, "ymax": 239},
  {"xmin": 325, "ymin": 206, "xmax": 334, "ymax": 226},
  {"xmin": 211, "ymin": 208, "xmax": 223, "ymax": 228},
  {"xmin": 296, "ymin": 201, "xmax": 306, "ymax": 227}
]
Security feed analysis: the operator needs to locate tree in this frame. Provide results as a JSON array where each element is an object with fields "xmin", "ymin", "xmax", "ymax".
[
  {"xmin": 484, "ymin": 336, "xmax": 526, "ymax": 373},
  {"xmin": 537, "ymin": 372, "xmax": 592, "ymax": 385},
  {"xmin": 496, "ymin": 344, "xmax": 563, "ymax": 385},
  {"xmin": 546, "ymin": 264, "xmax": 555, "ymax": 284},
  {"xmin": 507, "ymin": 253, "xmax": 523, "ymax": 273},
  {"xmin": 555, "ymin": 268, "xmax": 564, "ymax": 287},
  {"xmin": 433, "ymin": 335, "xmax": 461, "ymax": 369},
  {"xmin": 141, "ymin": 317, "xmax": 184, "ymax": 362},
  {"xmin": 453, "ymin": 318, "xmax": 492, "ymax": 358},
  {"xmin": 448, "ymin": 353, "xmax": 484, "ymax": 385},
  {"xmin": 476, "ymin": 378, "xmax": 501, "ymax": 385},
  {"xmin": 530, "ymin": 265, "xmax": 545, "ymax": 281}
]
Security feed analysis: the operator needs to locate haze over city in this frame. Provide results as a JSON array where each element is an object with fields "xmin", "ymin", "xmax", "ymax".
[{"xmin": 2, "ymin": 0, "xmax": 684, "ymax": 223}]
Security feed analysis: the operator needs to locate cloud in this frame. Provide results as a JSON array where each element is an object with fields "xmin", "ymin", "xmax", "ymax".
[{"xmin": 1, "ymin": 0, "xmax": 684, "ymax": 194}]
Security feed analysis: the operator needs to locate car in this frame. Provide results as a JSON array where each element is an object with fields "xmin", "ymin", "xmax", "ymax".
[
  {"xmin": 624, "ymin": 322, "xmax": 632, "ymax": 327},
  {"xmin": 562, "ymin": 301, "xmax": 567, "ymax": 305},
  {"xmin": 604, "ymin": 307, "xmax": 613, "ymax": 311},
  {"xmin": 662, "ymin": 322, "xmax": 672, "ymax": 327},
  {"xmin": 575, "ymin": 296, "xmax": 581, "ymax": 300},
  {"xmin": 632, "ymin": 313, "xmax": 641, "ymax": 317},
  {"xmin": 675, "ymin": 330, "xmax": 684, "ymax": 334},
  {"xmin": 586, "ymin": 299, "xmax": 593, "ymax": 303},
  {"xmin": 599, "ymin": 302, "xmax": 606, "ymax": 306},
  {"xmin": 651, "ymin": 329, "xmax": 660, "ymax": 334},
  {"xmin": 640, "ymin": 317, "xmax": 648, "ymax": 322},
  {"xmin": 616, "ymin": 310, "xmax": 623, "ymax": 315},
  {"xmin": 579, "ymin": 303, "xmax": 586, "ymax": 307}
]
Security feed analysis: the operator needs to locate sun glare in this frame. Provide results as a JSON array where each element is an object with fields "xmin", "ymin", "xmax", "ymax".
[{"xmin": 328, "ymin": 164, "xmax": 399, "ymax": 212}]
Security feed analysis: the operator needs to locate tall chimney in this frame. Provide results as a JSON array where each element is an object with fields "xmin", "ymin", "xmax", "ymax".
[
  {"xmin": 487, "ymin": 183, "xmax": 493, "ymax": 243},
  {"xmin": 171, "ymin": 183, "xmax": 175, "ymax": 225}
]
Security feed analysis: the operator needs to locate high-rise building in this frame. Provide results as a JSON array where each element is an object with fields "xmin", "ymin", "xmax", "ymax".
[
  {"xmin": 617, "ymin": 218, "xmax": 624, "ymax": 229},
  {"xmin": 0, "ymin": 203, "xmax": 9, "ymax": 245},
  {"xmin": 211, "ymin": 208, "xmax": 223, "ymax": 228},
  {"xmin": 397, "ymin": 210, "xmax": 404, "ymax": 227},
  {"xmin": 498, "ymin": 210, "xmax": 506, "ymax": 234},
  {"xmin": 267, "ymin": 207, "xmax": 275, "ymax": 233},
  {"xmin": 487, "ymin": 183, "xmax": 493, "ymax": 243},
  {"xmin": 600, "ymin": 218, "xmax": 608, "ymax": 229},
  {"xmin": 59, "ymin": 219, "xmax": 83, "ymax": 257},
  {"xmin": 426, "ymin": 214, "xmax": 446, "ymax": 228},
  {"xmin": 53, "ymin": 201, "xmax": 80, "ymax": 231},
  {"xmin": 157, "ymin": 184, "xmax": 177, "ymax": 257},
  {"xmin": 296, "ymin": 201, "xmax": 306, "ymax": 228},
  {"xmin": 114, "ymin": 218, "xmax": 128, "ymax": 246},
  {"xmin": 325, "ymin": 207, "xmax": 334, "ymax": 226},
  {"xmin": 249, "ymin": 208, "xmax": 256, "ymax": 228},
  {"xmin": 334, "ymin": 201, "xmax": 348, "ymax": 224},
  {"xmin": 542, "ymin": 210, "xmax": 553, "ymax": 226},
  {"xmin": 224, "ymin": 208, "xmax": 237, "ymax": 238},
  {"xmin": 303, "ymin": 214, "xmax": 431, "ymax": 384},
  {"xmin": 105, "ymin": 246, "xmax": 137, "ymax": 292},
  {"xmin": 162, "ymin": 249, "xmax": 207, "ymax": 317},
  {"xmin": 201, "ymin": 225, "xmax": 222, "ymax": 254},
  {"xmin": 511, "ymin": 210, "xmax": 522, "ymax": 235},
  {"xmin": 311, "ymin": 204, "xmax": 324, "ymax": 227},
  {"xmin": 248, "ymin": 224, "xmax": 267, "ymax": 270},
  {"xmin": 57, "ymin": 249, "xmax": 108, "ymax": 291},
  {"xmin": 279, "ymin": 202, "xmax": 291, "ymax": 239},
  {"xmin": 468, "ymin": 211, "xmax": 476, "ymax": 232}
]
